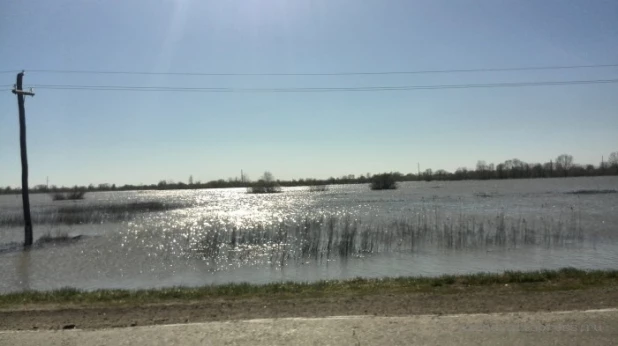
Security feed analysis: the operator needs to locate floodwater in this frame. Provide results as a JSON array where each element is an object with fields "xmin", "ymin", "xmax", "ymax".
[{"xmin": 0, "ymin": 177, "xmax": 617, "ymax": 293}]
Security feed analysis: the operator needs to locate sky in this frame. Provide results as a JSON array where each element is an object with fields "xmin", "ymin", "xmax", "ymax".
[{"xmin": 1, "ymin": 0, "xmax": 617, "ymax": 187}]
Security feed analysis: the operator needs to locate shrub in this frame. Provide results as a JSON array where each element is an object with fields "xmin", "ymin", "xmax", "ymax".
[
  {"xmin": 248, "ymin": 184, "xmax": 282, "ymax": 194},
  {"xmin": 247, "ymin": 171, "xmax": 283, "ymax": 194},
  {"xmin": 50, "ymin": 189, "xmax": 86, "ymax": 201},
  {"xmin": 308, "ymin": 185, "xmax": 328, "ymax": 192},
  {"xmin": 370, "ymin": 173, "xmax": 398, "ymax": 190}
]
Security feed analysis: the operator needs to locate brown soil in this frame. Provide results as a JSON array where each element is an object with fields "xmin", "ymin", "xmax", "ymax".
[{"xmin": 1, "ymin": 286, "xmax": 617, "ymax": 331}]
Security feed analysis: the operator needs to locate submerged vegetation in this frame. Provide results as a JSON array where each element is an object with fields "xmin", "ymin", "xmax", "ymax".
[
  {"xmin": 0, "ymin": 201, "xmax": 183, "ymax": 227},
  {"xmin": 0, "ymin": 268, "xmax": 615, "ymax": 307},
  {"xmin": 118, "ymin": 208, "xmax": 589, "ymax": 269},
  {"xmin": 566, "ymin": 189, "xmax": 617, "ymax": 195},
  {"xmin": 36, "ymin": 231, "xmax": 82, "ymax": 245}
]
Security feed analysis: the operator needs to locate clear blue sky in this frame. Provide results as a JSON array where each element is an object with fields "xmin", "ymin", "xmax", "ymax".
[{"xmin": 1, "ymin": 0, "xmax": 617, "ymax": 187}]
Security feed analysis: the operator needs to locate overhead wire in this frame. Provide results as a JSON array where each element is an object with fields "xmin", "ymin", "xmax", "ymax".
[
  {"xmin": 22, "ymin": 78, "xmax": 618, "ymax": 93},
  {"xmin": 1, "ymin": 63, "xmax": 617, "ymax": 76}
]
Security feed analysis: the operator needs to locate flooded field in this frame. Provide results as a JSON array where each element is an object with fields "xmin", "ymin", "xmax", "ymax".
[{"xmin": 1, "ymin": 177, "xmax": 617, "ymax": 293}]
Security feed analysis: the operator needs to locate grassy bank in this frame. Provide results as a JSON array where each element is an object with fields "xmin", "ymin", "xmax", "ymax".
[{"xmin": 1, "ymin": 268, "xmax": 616, "ymax": 308}]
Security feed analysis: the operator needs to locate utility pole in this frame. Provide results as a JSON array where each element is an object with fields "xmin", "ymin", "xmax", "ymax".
[{"xmin": 12, "ymin": 71, "xmax": 35, "ymax": 247}]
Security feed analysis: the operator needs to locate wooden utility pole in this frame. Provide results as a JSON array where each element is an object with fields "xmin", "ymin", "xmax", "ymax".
[{"xmin": 12, "ymin": 71, "xmax": 35, "ymax": 247}]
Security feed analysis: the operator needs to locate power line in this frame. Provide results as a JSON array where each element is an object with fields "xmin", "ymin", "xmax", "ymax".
[
  {"xmin": 2, "ymin": 63, "xmax": 618, "ymax": 76},
  {"xmin": 25, "ymin": 78, "xmax": 618, "ymax": 93}
]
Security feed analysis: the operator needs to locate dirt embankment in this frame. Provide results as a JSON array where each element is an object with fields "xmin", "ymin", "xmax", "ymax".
[{"xmin": 1, "ymin": 286, "xmax": 617, "ymax": 331}]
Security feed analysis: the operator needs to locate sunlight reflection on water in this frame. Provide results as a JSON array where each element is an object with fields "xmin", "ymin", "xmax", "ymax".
[{"xmin": 0, "ymin": 177, "xmax": 617, "ymax": 292}]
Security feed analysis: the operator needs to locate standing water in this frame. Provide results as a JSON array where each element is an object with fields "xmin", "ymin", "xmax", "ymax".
[{"xmin": 0, "ymin": 177, "xmax": 617, "ymax": 293}]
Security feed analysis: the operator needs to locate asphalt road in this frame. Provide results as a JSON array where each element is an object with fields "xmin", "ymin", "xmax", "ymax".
[{"xmin": 1, "ymin": 309, "xmax": 616, "ymax": 346}]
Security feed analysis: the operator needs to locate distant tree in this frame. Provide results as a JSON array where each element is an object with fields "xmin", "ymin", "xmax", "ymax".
[
  {"xmin": 454, "ymin": 167, "xmax": 468, "ymax": 180},
  {"xmin": 34, "ymin": 184, "xmax": 48, "ymax": 192},
  {"xmin": 585, "ymin": 164, "xmax": 595, "ymax": 173},
  {"xmin": 555, "ymin": 154, "xmax": 574, "ymax": 177},
  {"xmin": 262, "ymin": 171, "xmax": 275, "ymax": 183},
  {"xmin": 496, "ymin": 163, "xmax": 505, "ymax": 179},
  {"xmin": 531, "ymin": 163, "xmax": 545, "ymax": 178},
  {"xmin": 476, "ymin": 160, "xmax": 487, "ymax": 179},
  {"xmin": 188, "ymin": 175, "xmax": 194, "ymax": 185},
  {"xmin": 434, "ymin": 169, "xmax": 448, "ymax": 180},
  {"xmin": 609, "ymin": 152, "xmax": 618, "ymax": 167}
]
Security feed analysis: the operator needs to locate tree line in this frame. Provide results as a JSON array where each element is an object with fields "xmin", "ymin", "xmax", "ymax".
[{"xmin": 1, "ymin": 152, "xmax": 617, "ymax": 195}]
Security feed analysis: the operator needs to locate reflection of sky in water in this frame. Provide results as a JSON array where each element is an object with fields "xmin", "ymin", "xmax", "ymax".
[{"xmin": 0, "ymin": 177, "xmax": 617, "ymax": 292}]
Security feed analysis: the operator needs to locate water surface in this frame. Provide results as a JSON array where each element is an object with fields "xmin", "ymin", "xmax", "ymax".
[{"xmin": 1, "ymin": 177, "xmax": 617, "ymax": 292}]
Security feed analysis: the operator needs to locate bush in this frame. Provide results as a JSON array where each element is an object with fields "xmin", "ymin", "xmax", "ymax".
[
  {"xmin": 308, "ymin": 185, "xmax": 328, "ymax": 192},
  {"xmin": 247, "ymin": 184, "xmax": 282, "ymax": 194},
  {"xmin": 370, "ymin": 173, "xmax": 398, "ymax": 190},
  {"xmin": 50, "ymin": 189, "xmax": 86, "ymax": 201},
  {"xmin": 247, "ymin": 171, "xmax": 283, "ymax": 194}
]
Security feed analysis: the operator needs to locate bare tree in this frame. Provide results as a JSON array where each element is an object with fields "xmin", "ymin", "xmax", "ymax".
[
  {"xmin": 188, "ymin": 175, "xmax": 194, "ymax": 185},
  {"xmin": 555, "ymin": 154, "xmax": 574, "ymax": 177}
]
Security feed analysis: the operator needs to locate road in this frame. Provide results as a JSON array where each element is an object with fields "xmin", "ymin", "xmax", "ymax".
[{"xmin": 1, "ymin": 309, "xmax": 616, "ymax": 345}]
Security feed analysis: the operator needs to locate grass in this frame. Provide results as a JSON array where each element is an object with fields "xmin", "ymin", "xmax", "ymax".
[
  {"xmin": 566, "ymin": 189, "xmax": 617, "ymax": 195},
  {"xmin": 0, "ymin": 201, "xmax": 183, "ymax": 227},
  {"xmin": 370, "ymin": 173, "xmax": 398, "ymax": 190},
  {"xmin": 0, "ymin": 268, "xmax": 615, "ymax": 308},
  {"xmin": 51, "ymin": 190, "xmax": 86, "ymax": 201}
]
